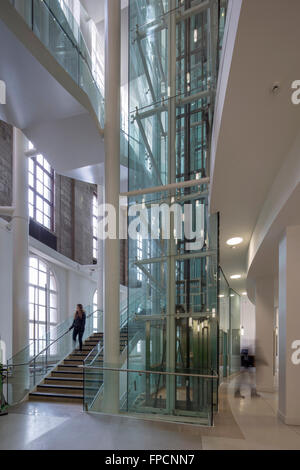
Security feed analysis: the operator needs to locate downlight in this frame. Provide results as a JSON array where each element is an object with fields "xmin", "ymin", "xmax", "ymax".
[
  {"xmin": 230, "ymin": 274, "xmax": 242, "ymax": 280},
  {"xmin": 226, "ymin": 237, "xmax": 243, "ymax": 247}
]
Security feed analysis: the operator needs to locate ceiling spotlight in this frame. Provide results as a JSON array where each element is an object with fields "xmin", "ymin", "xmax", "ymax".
[
  {"xmin": 242, "ymin": 292, "xmax": 247, "ymax": 296},
  {"xmin": 230, "ymin": 274, "xmax": 242, "ymax": 280},
  {"xmin": 226, "ymin": 237, "xmax": 243, "ymax": 247}
]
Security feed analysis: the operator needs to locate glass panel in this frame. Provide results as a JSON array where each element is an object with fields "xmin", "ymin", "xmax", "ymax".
[
  {"xmin": 29, "ymin": 204, "xmax": 34, "ymax": 218},
  {"xmin": 38, "ymin": 306, "xmax": 46, "ymax": 323},
  {"xmin": 84, "ymin": 366, "xmax": 215, "ymax": 426},
  {"xmin": 29, "ymin": 268, "xmax": 38, "ymax": 286},
  {"xmin": 38, "ymin": 271, "xmax": 47, "ymax": 288},
  {"xmin": 50, "ymin": 294, "xmax": 57, "ymax": 309},
  {"xmin": 36, "ymin": 211, "xmax": 44, "ymax": 225}
]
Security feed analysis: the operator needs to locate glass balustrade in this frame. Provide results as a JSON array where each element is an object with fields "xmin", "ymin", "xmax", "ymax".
[
  {"xmin": 84, "ymin": 364, "xmax": 217, "ymax": 426},
  {"xmin": 6, "ymin": 307, "xmax": 102, "ymax": 405},
  {"xmin": 84, "ymin": 290, "xmax": 147, "ymax": 411},
  {"xmin": 83, "ymin": 342, "xmax": 104, "ymax": 412},
  {"xmin": 218, "ymin": 268, "xmax": 241, "ymax": 378},
  {"xmin": 8, "ymin": 0, "xmax": 105, "ymax": 128}
]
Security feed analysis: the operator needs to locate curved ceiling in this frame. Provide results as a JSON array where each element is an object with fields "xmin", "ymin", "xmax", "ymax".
[
  {"xmin": 0, "ymin": 8, "xmax": 105, "ymax": 176},
  {"xmin": 210, "ymin": 0, "xmax": 300, "ymax": 295}
]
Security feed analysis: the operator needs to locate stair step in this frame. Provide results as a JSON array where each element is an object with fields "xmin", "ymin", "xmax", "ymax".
[
  {"xmin": 51, "ymin": 371, "xmax": 84, "ymax": 379},
  {"xmin": 64, "ymin": 359, "xmax": 84, "ymax": 365},
  {"xmin": 37, "ymin": 384, "xmax": 83, "ymax": 395},
  {"xmin": 28, "ymin": 331, "xmax": 125, "ymax": 405},
  {"xmin": 45, "ymin": 377, "xmax": 84, "ymax": 387},
  {"xmin": 69, "ymin": 355, "xmax": 88, "ymax": 361},
  {"xmin": 57, "ymin": 365, "xmax": 82, "ymax": 372},
  {"xmin": 75, "ymin": 346, "xmax": 95, "ymax": 350},
  {"xmin": 29, "ymin": 392, "xmax": 83, "ymax": 403}
]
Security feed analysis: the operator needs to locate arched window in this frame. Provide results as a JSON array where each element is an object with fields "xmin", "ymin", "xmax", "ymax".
[{"xmin": 29, "ymin": 257, "xmax": 58, "ymax": 355}]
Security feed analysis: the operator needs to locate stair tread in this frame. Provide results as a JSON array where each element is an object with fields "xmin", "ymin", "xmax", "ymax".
[
  {"xmin": 30, "ymin": 392, "xmax": 83, "ymax": 399},
  {"xmin": 46, "ymin": 377, "xmax": 84, "ymax": 383},
  {"xmin": 52, "ymin": 370, "xmax": 83, "ymax": 375},
  {"xmin": 28, "ymin": 331, "xmax": 123, "ymax": 404},
  {"xmin": 38, "ymin": 384, "xmax": 83, "ymax": 390}
]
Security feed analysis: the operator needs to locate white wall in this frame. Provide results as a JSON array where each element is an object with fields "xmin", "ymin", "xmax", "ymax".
[
  {"xmin": 240, "ymin": 296, "xmax": 256, "ymax": 355},
  {"xmin": 0, "ymin": 219, "xmax": 98, "ymax": 359},
  {"xmin": 30, "ymin": 237, "xmax": 98, "ymax": 323}
]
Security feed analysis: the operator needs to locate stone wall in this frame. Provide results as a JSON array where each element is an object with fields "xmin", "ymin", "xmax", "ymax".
[{"xmin": 0, "ymin": 121, "xmax": 12, "ymax": 207}]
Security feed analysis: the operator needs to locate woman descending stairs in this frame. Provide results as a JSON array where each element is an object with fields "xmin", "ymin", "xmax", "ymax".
[{"xmin": 29, "ymin": 330, "xmax": 128, "ymax": 404}]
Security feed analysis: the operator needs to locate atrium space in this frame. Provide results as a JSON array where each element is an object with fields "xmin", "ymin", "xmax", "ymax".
[{"xmin": 0, "ymin": 0, "xmax": 300, "ymax": 455}]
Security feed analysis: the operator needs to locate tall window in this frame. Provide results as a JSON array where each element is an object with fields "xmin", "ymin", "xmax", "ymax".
[
  {"xmin": 93, "ymin": 193, "xmax": 98, "ymax": 261},
  {"xmin": 28, "ymin": 154, "xmax": 55, "ymax": 231},
  {"xmin": 29, "ymin": 257, "xmax": 58, "ymax": 356}
]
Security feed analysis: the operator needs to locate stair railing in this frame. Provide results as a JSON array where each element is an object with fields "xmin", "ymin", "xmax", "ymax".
[{"xmin": 5, "ymin": 307, "xmax": 102, "ymax": 406}]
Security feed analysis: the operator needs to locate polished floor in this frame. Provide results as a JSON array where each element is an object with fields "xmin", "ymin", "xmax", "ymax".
[{"xmin": 1, "ymin": 371, "xmax": 300, "ymax": 450}]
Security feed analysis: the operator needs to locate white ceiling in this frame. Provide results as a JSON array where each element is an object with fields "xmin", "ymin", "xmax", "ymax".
[
  {"xmin": 210, "ymin": 0, "xmax": 300, "ymax": 295},
  {"xmin": 80, "ymin": 0, "xmax": 129, "ymax": 24}
]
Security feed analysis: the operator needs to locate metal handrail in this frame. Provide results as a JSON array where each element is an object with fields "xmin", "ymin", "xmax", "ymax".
[
  {"xmin": 80, "ymin": 365, "xmax": 218, "ymax": 380},
  {"xmin": 84, "ymin": 343, "xmax": 104, "ymax": 366},
  {"xmin": 8, "ymin": 309, "xmax": 102, "ymax": 368}
]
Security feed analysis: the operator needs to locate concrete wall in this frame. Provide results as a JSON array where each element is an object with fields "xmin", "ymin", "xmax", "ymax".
[{"xmin": 54, "ymin": 174, "xmax": 95, "ymax": 265}]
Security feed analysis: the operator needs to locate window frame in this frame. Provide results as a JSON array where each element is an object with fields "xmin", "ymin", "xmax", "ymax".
[
  {"xmin": 29, "ymin": 256, "xmax": 58, "ymax": 357},
  {"xmin": 28, "ymin": 154, "xmax": 55, "ymax": 232}
]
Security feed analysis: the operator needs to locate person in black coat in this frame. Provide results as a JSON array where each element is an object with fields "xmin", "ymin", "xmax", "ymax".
[{"xmin": 69, "ymin": 304, "xmax": 86, "ymax": 352}]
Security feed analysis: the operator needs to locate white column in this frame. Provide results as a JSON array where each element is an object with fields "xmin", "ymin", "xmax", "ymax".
[
  {"xmin": 103, "ymin": 0, "xmax": 121, "ymax": 414},
  {"xmin": 97, "ymin": 184, "xmax": 104, "ymax": 333},
  {"xmin": 12, "ymin": 128, "xmax": 29, "ymax": 355},
  {"xmin": 255, "ymin": 278, "xmax": 275, "ymax": 393},
  {"xmin": 278, "ymin": 226, "xmax": 300, "ymax": 425}
]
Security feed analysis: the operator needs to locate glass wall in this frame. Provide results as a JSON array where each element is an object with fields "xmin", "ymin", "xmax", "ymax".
[
  {"xmin": 218, "ymin": 269, "xmax": 241, "ymax": 379},
  {"xmin": 124, "ymin": 0, "xmax": 227, "ymax": 424}
]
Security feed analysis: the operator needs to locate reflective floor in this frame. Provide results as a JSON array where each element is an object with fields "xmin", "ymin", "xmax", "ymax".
[{"xmin": 1, "ymin": 371, "xmax": 300, "ymax": 450}]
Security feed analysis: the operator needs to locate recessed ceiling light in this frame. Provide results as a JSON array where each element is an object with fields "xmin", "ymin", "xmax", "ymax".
[
  {"xmin": 242, "ymin": 292, "xmax": 247, "ymax": 296},
  {"xmin": 226, "ymin": 237, "xmax": 243, "ymax": 247},
  {"xmin": 230, "ymin": 274, "xmax": 242, "ymax": 280},
  {"xmin": 218, "ymin": 294, "xmax": 225, "ymax": 298}
]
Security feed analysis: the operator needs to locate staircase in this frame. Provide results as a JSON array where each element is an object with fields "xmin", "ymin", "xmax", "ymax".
[{"xmin": 29, "ymin": 330, "xmax": 129, "ymax": 404}]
